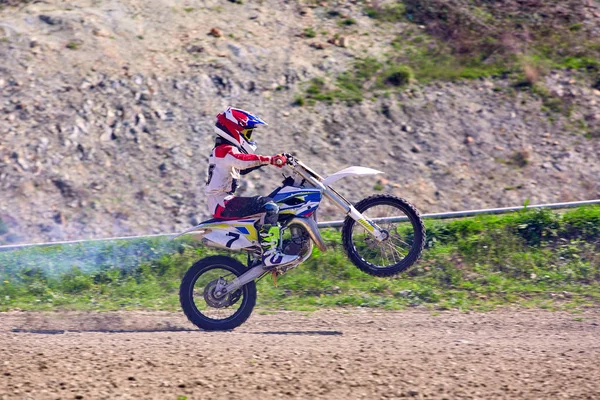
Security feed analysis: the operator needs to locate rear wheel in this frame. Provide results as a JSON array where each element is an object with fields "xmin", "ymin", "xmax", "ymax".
[
  {"xmin": 179, "ymin": 255, "xmax": 256, "ymax": 331},
  {"xmin": 342, "ymin": 195, "xmax": 425, "ymax": 277}
]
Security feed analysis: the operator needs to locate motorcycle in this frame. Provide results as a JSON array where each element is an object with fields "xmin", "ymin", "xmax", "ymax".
[{"xmin": 175, "ymin": 154, "xmax": 425, "ymax": 330}]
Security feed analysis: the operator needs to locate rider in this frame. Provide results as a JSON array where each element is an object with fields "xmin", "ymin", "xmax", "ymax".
[{"xmin": 205, "ymin": 106, "xmax": 299, "ymax": 268}]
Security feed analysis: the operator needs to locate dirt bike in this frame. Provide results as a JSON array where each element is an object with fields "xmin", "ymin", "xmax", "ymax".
[{"xmin": 176, "ymin": 154, "xmax": 425, "ymax": 330}]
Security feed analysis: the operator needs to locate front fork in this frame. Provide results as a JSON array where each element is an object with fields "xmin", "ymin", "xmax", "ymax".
[
  {"xmin": 347, "ymin": 205, "xmax": 388, "ymax": 241},
  {"xmin": 319, "ymin": 181, "xmax": 387, "ymax": 242}
]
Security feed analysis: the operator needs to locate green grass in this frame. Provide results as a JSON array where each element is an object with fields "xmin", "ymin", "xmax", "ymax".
[
  {"xmin": 1, "ymin": 206, "xmax": 599, "ymax": 312},
  {"xmin": 0, "ymin": 218, "xmax": 7, "ymax": 236},
  {"xmin": 302, "ymin": 58, "xmax": 416, "ymax": 104},
  {"xmin": 365, "ymin": 2, "xmax": 406, "ymax": 22},
  {"xmin": 66, "ymin": 41, "xmax": 82, "ymax": 50},
  {"xmin": 303, "ymin": 27, "xmax": 316, "ymax": 38},
  {"xmin": 337, "ymin": 18, "xmax": 356, "ymax": 27}
]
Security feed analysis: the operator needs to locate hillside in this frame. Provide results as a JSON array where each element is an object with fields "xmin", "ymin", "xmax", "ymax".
[{"xmin": 0, "ymin": 0, "xmax": 599, "ymax": 244}]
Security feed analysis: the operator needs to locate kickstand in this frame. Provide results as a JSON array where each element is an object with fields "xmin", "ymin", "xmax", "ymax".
[{"xmin": 271, "ymin": 270, "xmax": 278, "ymax": 287}]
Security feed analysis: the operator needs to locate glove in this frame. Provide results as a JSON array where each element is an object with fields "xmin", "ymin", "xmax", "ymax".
[{"xmin": 270, "ymin": 154, "xmax": 287, "ymax": 168}]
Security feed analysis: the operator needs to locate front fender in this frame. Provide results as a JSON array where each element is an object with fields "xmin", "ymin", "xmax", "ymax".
[{"xmin": 322, "ymin": 166, "xmax": 384, "ymax": 186}]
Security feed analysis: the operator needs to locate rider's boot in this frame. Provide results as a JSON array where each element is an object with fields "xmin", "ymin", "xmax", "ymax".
[{"xmin": 259, "ymin": 224, "xmax": 298, "ymax": 269}]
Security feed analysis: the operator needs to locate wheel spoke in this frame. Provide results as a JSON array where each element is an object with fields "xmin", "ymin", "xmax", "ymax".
[
  {"xmin": 388, "ymin": 236, "xmax": 412, "ymax": 252},
  {"xmin": 384, "ymin": 241, "xmax": 398, "ymax": 264},
  {"xmin": 350, "ymin": 202, "xmax": 420, "ymax": 269},
  {"xmin": 386, "ymin": 241, "xmax": 407, "ymax": 259}
]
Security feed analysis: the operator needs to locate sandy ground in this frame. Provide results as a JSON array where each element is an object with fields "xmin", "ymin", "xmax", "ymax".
[{"xmin": 1, "ymin": 309, "xmax": 600, "ymax": 399}]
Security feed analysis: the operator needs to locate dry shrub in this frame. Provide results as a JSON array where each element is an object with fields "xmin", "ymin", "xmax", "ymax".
[
  {"xmin": 523, "ymin": 63, "xmax": 540, "ymax": 85},
  {"xmin": 403, "ymin": 0, "xmax": 597, "ymax": 60},
  {"xmin": 510, "ymin": 150, "xmax": 530, "ymax": 168}
]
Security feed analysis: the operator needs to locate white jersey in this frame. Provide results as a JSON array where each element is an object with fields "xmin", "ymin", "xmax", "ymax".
[{"xmin": 205, "ymin": 144, "xmax": 271, "ymax": 214}]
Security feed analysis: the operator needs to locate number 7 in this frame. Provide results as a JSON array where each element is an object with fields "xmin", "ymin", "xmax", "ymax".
[{"xmin": 225, "ymin": 232, "xmax": 240, "ymax": 248}]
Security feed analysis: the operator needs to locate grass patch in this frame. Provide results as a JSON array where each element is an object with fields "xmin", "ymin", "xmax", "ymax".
[
  {"xmin": 0, "ymin": 218, "xmax": 8, "ymax": 236},
  {"xmin": 1, "ymin": 207, "xmax": 599, "ymax": 312},
  {"xmin": 381, "ymin": 65, "xmax": 414, "ymax": 87},
  {"xmin": 365, "ymin": 2, "xmax": 406, "ymax": 22},
  {"xmin": 303, "ymin": 27, "xmax": 316, "ymax": 38},
  {"xmin": 293, "ymin": 96, "xmax": 305, "ymax": 106},
  {"xmin": 338, "ymin": 18, "xmax": 357, "ymax": 27},
  {"xmin": 302, "ymin": 58, "xmax": 415, "ymax": 104},
  {"xmin": 66, "ymin": 40, "xmax": 83, "ymax": 50}
]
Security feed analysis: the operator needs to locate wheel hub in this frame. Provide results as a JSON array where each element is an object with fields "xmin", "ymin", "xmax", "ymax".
[{"xmin": 203, "ymin": 279, "xmax": 241, "ymax": 308}]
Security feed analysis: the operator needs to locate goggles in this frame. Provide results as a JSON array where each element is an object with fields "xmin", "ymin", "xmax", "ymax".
[{"xmin": 241, "ymin": 128, "xmax": 254, "ymax": 141}]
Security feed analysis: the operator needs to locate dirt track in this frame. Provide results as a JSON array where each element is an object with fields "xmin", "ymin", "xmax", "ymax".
[{"xmin": 1, "ymin": 309, "xmax": 600, "ymax": 399}]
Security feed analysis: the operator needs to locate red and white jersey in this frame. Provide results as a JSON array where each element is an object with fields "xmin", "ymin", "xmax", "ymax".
[{"xmin": 205, "ymin": 144, "xmax": 271, "ymax": 214}]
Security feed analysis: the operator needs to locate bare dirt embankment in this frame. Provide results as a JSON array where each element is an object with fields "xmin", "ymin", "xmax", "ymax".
[
  {"xmin": 1, "ymin": 0, "xmax": 600, "ymax": 244},
  {"xmin": 1, "ymin": 309, "xmax": 600, "ymax": 399}
]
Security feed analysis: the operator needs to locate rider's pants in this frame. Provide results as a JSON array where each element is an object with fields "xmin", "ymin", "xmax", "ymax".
[{"xmin": 215, "ymin": 196, "xmax": 279, "ymax": 225}]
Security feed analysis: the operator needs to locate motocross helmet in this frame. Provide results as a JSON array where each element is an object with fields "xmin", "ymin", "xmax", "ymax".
[{"xmin": 214, "ymin": 106, "xmax": 268, "ymax": 154}]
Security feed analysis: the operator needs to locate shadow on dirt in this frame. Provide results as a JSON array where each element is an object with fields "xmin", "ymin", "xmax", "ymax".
[
  {"xmin": 11, "ymin": 327, "xmax": 196, "ymax": 334},
  {"xmin": 11, "ymin": 329, "xmax": 343, "ymax": 335},
  {"xmin": 250, "ymin": 330, "xmax": 343, "ymax": 336}
]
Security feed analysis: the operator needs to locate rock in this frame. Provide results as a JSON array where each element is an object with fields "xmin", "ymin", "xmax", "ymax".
[
  {"xmin": 186, "ymin": 45, "xmax": 204, "ymax": 54},
  {"xmin": 53, "ymin": 212, "xmax": 66, "ymax": 225},
  {"xmin": 53, "ymin": 179, "xmax": 76, "ymax": 199},
  {"xmin": 401, "ymin": 124, "xmax": 413, "ymax": 133},
  {"xmin": 411, "ymin": 144, "xmax": 421, "ymax": 153},
  {"xmin": 465, "ymin": 136, "xmax": 474, "ymax": 144},
  {"xmin": 228, "ymin": 44, "xmax": 242, "ymax": 57},
  {"xmin": 209, "ymin": 28, "xmax": 222, "ymax": 38},
  {"xmin": 93, "ymin": 29, "xmax": 110, "ymax": 37},
  {"xmin": 338, "ymin": 37, "xmax": 349, "ymax": 48},
  {"xmin": 310, "ymin": 42, "xmax": 325, "ymax": 50},
  {"xmin": 551, "ymin": 88, "xmax": 564, "ymax": 97},
  {"xmin": 39, "ymin": 15, "xmax": 62, "ymax": 25}
]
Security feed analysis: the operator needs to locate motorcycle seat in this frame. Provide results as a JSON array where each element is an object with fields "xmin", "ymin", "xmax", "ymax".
[{"xmin": 200, "ymin": 214, "xmax": 263, "ymax": 225}]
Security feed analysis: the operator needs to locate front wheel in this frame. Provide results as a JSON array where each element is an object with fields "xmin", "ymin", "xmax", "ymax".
[
  {"xmin": 342, "ymin": 195, "xmax": 425, "ymax": 277},
  {"xmin": 179, "ymin": 255, "xmax": 256, "ymax": 331}
]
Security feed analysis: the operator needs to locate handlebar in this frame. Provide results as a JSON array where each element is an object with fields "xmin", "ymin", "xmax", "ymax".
[
  {"xmin": 282, "ymin": 152, "xmax": 296, "ymax": 166},
  {"xmin": 280, "ymin": 153, "xmax": 324, "ymax": 182}
]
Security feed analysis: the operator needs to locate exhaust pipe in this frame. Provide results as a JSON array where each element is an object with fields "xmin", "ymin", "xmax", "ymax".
[{"xmin": 287, "ymin": 217, "xmax": 327, "ymax": 252}]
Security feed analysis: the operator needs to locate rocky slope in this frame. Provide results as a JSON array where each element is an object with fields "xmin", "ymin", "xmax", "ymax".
[{"xmin": 0, "ymin": 0, "xmax": 599, "ymax": 244}]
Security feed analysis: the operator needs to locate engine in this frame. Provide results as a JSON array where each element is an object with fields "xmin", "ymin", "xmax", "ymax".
[{"xmin": 279, "ymin": 225, "xmax": 312, "ymax": 273}]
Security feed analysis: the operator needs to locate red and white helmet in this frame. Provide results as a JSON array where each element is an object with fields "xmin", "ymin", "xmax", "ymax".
[{"xmin": 214, "ymin": 106, "xmax": 268, "ymax": 154}]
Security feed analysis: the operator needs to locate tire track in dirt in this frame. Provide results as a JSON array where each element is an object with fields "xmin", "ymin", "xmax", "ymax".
[{"xmin": 1, "ymin": 309, "xmax": 599, "ymax": 399}]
